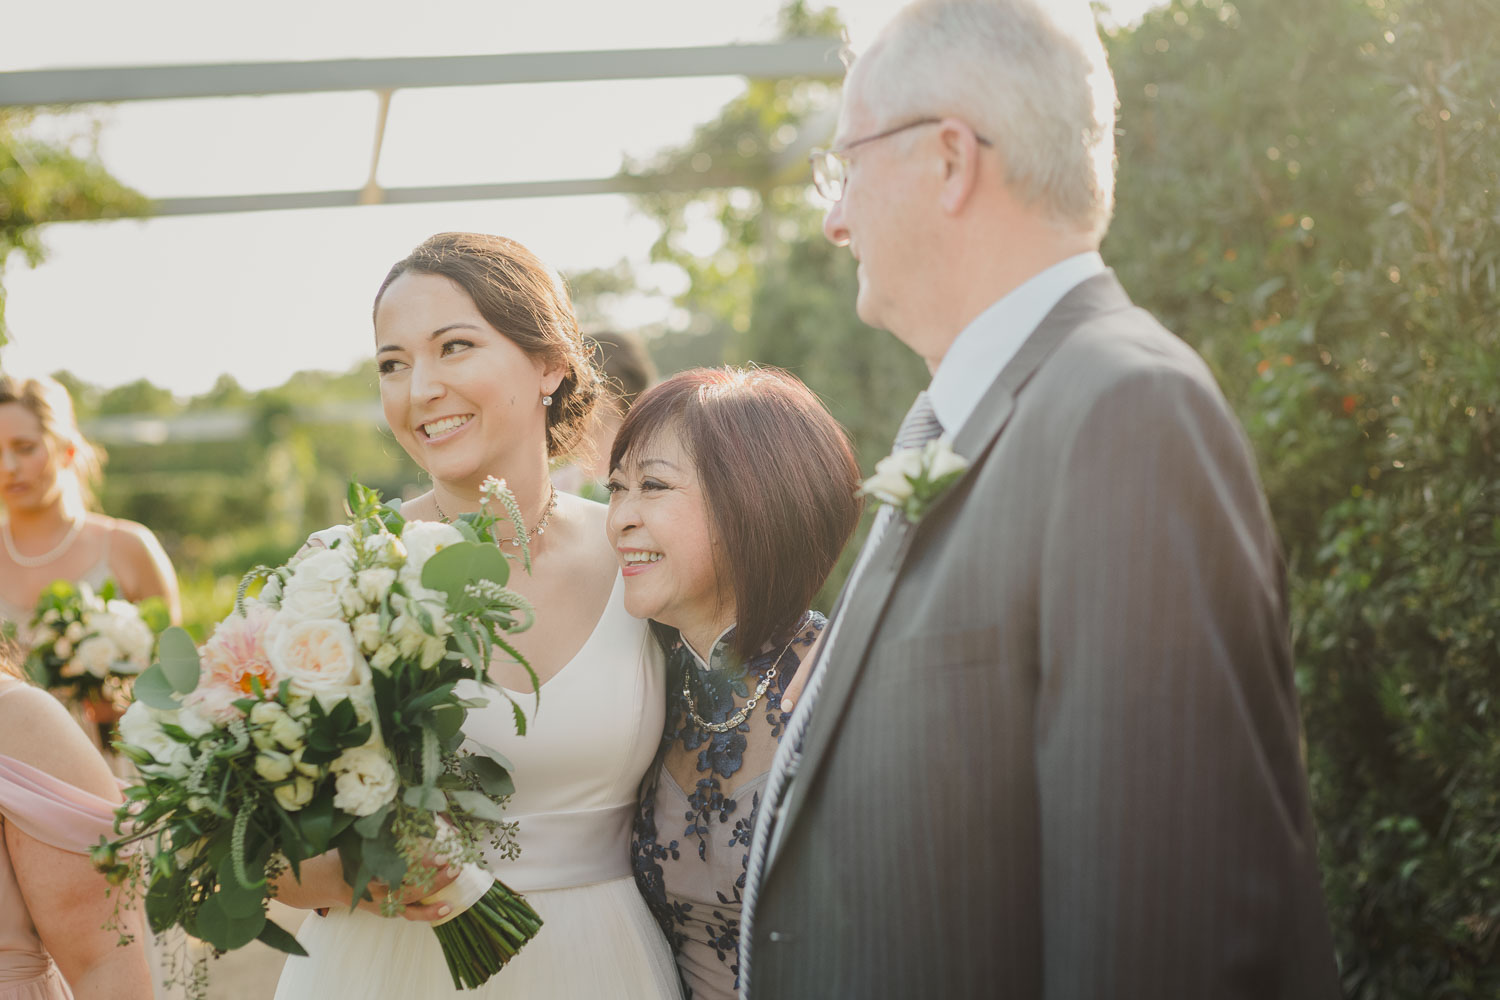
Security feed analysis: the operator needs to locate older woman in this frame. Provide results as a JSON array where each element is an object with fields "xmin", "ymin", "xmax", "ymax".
[
  {"xmin": 0, "ymin": 646, "xmax": 152, "ymax": 999},
  {"xmin": 607, "ymin": 367, "xmax": 861, "ymax": 998}
]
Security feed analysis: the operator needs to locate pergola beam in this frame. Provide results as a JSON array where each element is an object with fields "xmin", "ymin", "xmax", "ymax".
[
  {"xmin": 0, "ymin": 40, "xmax": 844, "ymax": 107},
  {"xmin": 142, "ymin": 170, "xmax": 764, "ymax": 217}
]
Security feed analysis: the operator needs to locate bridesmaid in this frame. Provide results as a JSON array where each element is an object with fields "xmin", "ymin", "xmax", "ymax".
[
  {"xmin": 0, "ymin": 644, "xmax": 153, "ymax": 999},
  {"xmin": 608, "ymin": 367, "xmax": 861, "ymax": 998},
  {"xmin": 0, "ymin": 375, "xmax": 180, "ymax": 660}
]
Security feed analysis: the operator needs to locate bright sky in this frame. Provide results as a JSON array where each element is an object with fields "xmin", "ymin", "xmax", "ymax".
[{"xmin": 2, "ymin": 0, "xmax": 1161, "ymax": 396}]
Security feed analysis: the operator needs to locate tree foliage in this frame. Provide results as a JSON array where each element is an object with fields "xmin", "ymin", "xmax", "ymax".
[
  {"xmin": 1104, "ymin": 1, "xmax": 1499, "ymax": 994},
  {"xmin": 0, "ymin": 110, "xmax": 148, "ymax": 349}
]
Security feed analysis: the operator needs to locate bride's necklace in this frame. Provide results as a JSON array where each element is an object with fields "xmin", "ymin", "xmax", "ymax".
[
  {"xmin": 683, "ymin": 625, "xmax": 801, "ymax": 734},
  {"xmin": 2, "ymin": 516, "xmax": 84, "ymax": 568},
  {"xmin": 434, "ymin": 486, "xmax": 559, "ymax": 547}
]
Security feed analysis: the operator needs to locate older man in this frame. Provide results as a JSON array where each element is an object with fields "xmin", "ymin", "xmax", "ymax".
[{"xmin": 739, "ymin": 1, "xmax": 1340, "ymax": 997}]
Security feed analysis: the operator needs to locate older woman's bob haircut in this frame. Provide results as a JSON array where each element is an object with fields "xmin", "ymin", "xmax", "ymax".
[{"xmin": 610, "ymin": 366, "xmax": 861, "ymax": 663}]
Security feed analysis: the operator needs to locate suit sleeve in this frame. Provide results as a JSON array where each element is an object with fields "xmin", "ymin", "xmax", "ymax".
[{"xmin": 1035, "ymin": 363, "xmax": 1335, "ymax": 997}]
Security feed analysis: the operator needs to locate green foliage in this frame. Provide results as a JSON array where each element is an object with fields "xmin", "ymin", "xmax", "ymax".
[
  {"xmin": 0, "ymin": 110, "xmax": 148, "ymax": 348},
  {"xmin": 1103, "ymin": 0, "xmax": 1500, "ymax": 994}
]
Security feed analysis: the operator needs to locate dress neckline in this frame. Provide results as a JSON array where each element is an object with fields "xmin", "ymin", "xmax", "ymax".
[{"xmin": 497, "ymin": 571, "xmax": 624, "ymax": 696}]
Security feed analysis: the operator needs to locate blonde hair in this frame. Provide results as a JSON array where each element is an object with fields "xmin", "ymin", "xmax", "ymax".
[
  {"xmin": 860, "ymin": 0, "xmax": 1118, "ymax": 238},
  {"xmin": 0, "ymin": 374, "xmax": 104, "ymax": 511}
]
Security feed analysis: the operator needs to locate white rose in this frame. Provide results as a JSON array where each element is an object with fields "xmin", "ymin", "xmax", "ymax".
[
  {"xmin": 73, "ymin": 635, "xmax": 119, "ymax": 679},
  {"xmin": 351, "ymin": 613, "xmax": 383, "ymax": 654},
  {"xmin": 278, "ymin": 550, "xmax": 355, "ymax": 623},
  {"xmin": 861, "ymin": 449, "xmax": 924, "ymax": 506},
  {"xmin": 924, "ymin": 437, "xmax": 969, "ymax": 480},
  {"xmin": 292, "ymin": 526, "xmax": 354, "ymax": 565},
  {"xmin": 254, "ymin": 750, "xmax": 294, "ymax": 782},
  {"xmin": 118, "ymin": 702, "xmax": 192, "ymax": 779},
  {"xmin": 273, "ymin": 776, "xmax": 316, "ymax": 812},
  {"xmin": 268, "ymin": 618, "xmax": 371, "ymax": 694},
  {"xmin": 331, "ymin": 746, "xmax": 399, "ymax": 817},
  {"xmin": 400, "ymin": 520, "xmax": 464, "ymax": 572},
  {"xmin": 355, "ymin": 568, "xmax": 398, "ymax": 605}
]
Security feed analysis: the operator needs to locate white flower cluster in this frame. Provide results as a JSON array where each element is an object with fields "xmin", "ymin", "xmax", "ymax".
[{"xmin": 39, "ymin": 595, "xmax": 155, "ymax": 680}]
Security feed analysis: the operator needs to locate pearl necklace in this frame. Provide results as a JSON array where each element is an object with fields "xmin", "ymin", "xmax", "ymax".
[
  {"xmin": 1, "ymin": 517, "xmax": 85, "ymax": 568},
  {"xmin": 682, "ymin": 623, "xmax": 803, "ymax": 734},
  {"xmin": 434, "ymin": 486, "xmax": 559, "ymax": 547}
]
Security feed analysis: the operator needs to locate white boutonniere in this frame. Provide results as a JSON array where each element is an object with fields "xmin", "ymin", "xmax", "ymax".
[{"xmin": 858, "ymin": 435, "xmax": 971, "ymax": 524}]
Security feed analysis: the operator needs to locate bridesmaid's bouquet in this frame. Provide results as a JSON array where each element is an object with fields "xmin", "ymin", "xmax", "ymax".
[
  {"xmin": 25, "ymin": 579, "xmax": 168, "ymax": 715},
  {"xmin": 94, "ymin": 481, "xmax": 544, "ymax": 993}
]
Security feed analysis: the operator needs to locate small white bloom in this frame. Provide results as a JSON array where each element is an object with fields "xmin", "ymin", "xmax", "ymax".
[
  {"xmin": 351, "ymin": 613, "xmax": 383, "ymax": 654},
  {"xmin": 249, "ymin": 700, "xmax": 286, "ymax": 749},
  {"xmin": 175, "ymin": 704, "xmax": 216, "ymax": 739},
  {"xmin": 274, "ymin": 776, "xmax": 316, "ymax": 812},
  {"xmin": 65, "ymin": 621, "xmax": 86, "ymax": 642},
  {"xmin": 118, "ymin": 702, "xmax": 192, "ymax": 779},
  {"xmin": 924, "ymin": 436, "xmax": 969, "ymax": 480},
  {"xmin": 355, "ymin": 568, "xmax": 398, "ymax": 605},
  {"xmin": 420, "ymin": 635, "xmax": 447, "ymax": 670},
  {"xmin": 254, "ymin": 750, "xmax": 294, "ymax": 782},
  {"xmin": 73, "ymin": 635, "xmax": 119, "ymax": 679},
  {"xmin": 331, "ymin": 746, "xmax": 399, "ymax": 817},
  {"xmin": 370, "ymin": 643, "xmax": 399, "ymax": 672},
  {"xmin": 42, "ymin": 608, "xmax": 61, "ymax": 624},
  {"xmin": 291, "ymin": 747, "xmax": 321, "ymax": 778},
  {"xmin": 269, "ymin": 712, "xmax": 307, "ymax": 752}
]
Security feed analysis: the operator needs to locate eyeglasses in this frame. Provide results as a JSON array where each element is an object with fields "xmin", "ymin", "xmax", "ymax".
[{"xmin": 808, "ymin": 117, "xmax": 993, "ymax": 202}]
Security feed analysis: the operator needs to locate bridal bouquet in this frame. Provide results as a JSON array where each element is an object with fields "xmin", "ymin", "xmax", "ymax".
[
  {"xmin": 95, "ymin": 480, "xmax": 544, "ymax": 993},
  {"xmin": 25, "ymin": 579, "xmax": 168, "ymax": 712}
]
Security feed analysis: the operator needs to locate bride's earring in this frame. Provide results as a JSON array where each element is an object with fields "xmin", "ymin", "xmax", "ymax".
[{"xmin": 541, "ymin": 393, "xmax": 554, "ymax": 407}]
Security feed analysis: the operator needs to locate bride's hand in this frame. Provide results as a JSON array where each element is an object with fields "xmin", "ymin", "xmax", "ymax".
[
  {"xmin": 778, "ymin": 629, "xmax": 827, "ymax": 714},
  {"xmin": 273, "ymin": 849, "xmax": 464, "ymax": 923}
]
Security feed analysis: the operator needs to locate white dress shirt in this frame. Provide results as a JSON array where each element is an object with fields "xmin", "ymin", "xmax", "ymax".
[{"xmin": 929, "ymin": 251, "xmax": 1106, "ymax": 436}]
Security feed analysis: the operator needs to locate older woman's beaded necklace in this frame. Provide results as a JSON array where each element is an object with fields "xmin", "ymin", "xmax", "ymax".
[{"xmin": 682, "ymin": 628, "xmax": 800, "ymax": 734}]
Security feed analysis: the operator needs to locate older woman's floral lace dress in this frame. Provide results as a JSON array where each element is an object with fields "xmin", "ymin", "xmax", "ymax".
[{"xmin": 631, "ymin": 612, "xmax": 824, "ymax": 1000}]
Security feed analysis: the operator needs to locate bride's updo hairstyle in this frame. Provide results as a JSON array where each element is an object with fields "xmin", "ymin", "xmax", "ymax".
[
  {"xmin": 610, "ymin": 366, "xmax": 861, "ymax": 663},
  {"xmin": 0, "ymin": 374, "xmax": 104, "ymax": 511},
  {"xmin": 374, "ymin": 232, "xmax": 601, "ymax": 462}
]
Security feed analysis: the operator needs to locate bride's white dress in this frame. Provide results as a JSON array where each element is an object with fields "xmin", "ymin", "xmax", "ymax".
[{"xmin": 274, "ymin": 573, "xmax": 682, "ymax": 999}]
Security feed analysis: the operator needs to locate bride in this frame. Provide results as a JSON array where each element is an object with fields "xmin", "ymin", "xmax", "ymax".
[{"xmin": 273, "ymin": 232, "xmax": 682, "ymax": 998}]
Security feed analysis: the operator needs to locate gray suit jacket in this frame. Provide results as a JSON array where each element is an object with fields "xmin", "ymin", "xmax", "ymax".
[{"xmin": 747, "ymin": 273, "xmax": 1338, "ymax": 998}]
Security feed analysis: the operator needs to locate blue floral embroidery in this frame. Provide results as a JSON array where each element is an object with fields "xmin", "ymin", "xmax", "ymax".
[{"xmin": 632, "ymin": 612, "xmax": 825, "ymax": 998}]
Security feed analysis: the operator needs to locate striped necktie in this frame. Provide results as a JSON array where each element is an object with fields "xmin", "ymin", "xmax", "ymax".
[{"xmin": 738, "ymin": 391, "xmax": 942, "ymax": 997}]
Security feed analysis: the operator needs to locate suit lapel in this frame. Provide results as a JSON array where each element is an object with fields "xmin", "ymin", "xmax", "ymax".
[{"xmin": 765, "ymin": 271, "xmax": 1131, "ymax": 875}]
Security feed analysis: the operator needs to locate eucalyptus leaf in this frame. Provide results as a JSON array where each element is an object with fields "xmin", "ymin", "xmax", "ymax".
[
  {"xmin": 156, "ymin": 627, "xmax": 201, "ymax": 694},
  {"xmin": 421, "ymin": 541, "xmax": 511, "ymax": 602},
  {"xmin": 132, "ymin": 664, "xmax": 181, "ymax": 710},
  {"xmin": 450, "ymin": 789, "xmax": 508, "ymax": 823},
  {"xmin": 403, "ymin": 784, "xmax": 447, "ymax": 813}
]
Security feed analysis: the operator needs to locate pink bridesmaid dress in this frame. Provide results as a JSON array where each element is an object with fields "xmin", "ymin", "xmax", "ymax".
[{"xmin": 0, "ymin": 688, "xmax": 121, "ymax": 1000}]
